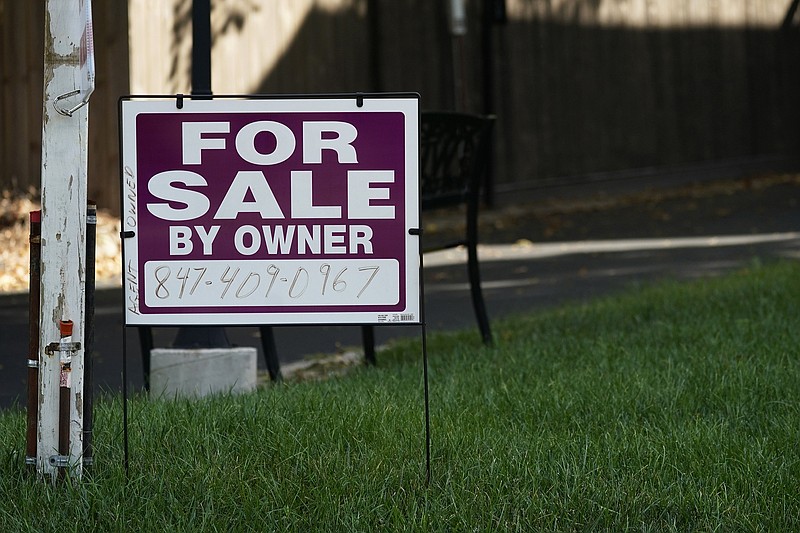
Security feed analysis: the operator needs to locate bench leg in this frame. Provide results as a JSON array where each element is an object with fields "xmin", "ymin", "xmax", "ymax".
[{"xmin": 467, "ymin": 244, "xmax": 493, "ymax": 345}]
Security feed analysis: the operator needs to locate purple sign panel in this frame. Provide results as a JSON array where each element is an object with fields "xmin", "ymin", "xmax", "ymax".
[{"xmin": 120, "ymin": 96, "xmax": 420, "ymax": 325}]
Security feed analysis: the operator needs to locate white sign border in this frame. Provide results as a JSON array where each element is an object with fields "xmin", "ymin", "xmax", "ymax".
[{"xmin": 120, "ymin": 94, "xmax": 420, "ymax": 326}]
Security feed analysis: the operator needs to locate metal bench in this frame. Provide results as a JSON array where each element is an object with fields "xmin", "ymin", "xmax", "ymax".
[
  {"xmin": 261, "ymin": 111, "xmax": 495, "ymax": 373},
  {"xmin": 139, "ymin": 112, "xmax": 495, "ymax": 385}
]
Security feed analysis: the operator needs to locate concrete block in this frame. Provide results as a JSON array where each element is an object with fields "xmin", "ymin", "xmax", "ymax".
[{"xmin": 149, "ymin": 347, "xmax": 257, "ymax": 400}]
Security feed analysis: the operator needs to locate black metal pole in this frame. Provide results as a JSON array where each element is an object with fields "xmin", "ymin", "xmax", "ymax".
[
  {"xmin": 192, "ymin": 0, "xmax": 212, "ymax": 97},
  {"xmin": 481, "ymin": 0, "xmax": 506, "ymax": 208},
  {"xmin": 417, "ymin": 225, "xmax": 431, "ymax": 484},
  {"xmin": 179, "ymin": 0, "xmax": 227, "ymax": 344},
  {"xmin": 26, "ymin": 211, "xmax": 41, "ymax": 470},
  {"xmin": 165, "ymin": 0, "xmax": 232, "ymax": 352},
  {"xmin": 481, "ymin": 0, "xmax": 495, "ymax": 118},
  {"xmin": 83, "ymin": 202, "xmax": 96, "ymax": 469},
  {"xmin": 782, "ymin": 0, "xmax": 800, "ymax": 31},
  {"xmin": 122, "ymin": 325, "xmax": 129, "ymax": 477},
  {"xmin": 368, "ymin": 0, "xmax": 382, "ymax": 92}
]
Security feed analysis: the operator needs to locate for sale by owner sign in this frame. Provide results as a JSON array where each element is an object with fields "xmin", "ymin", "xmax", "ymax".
[{"xmin": 120, "ymin": 95, "xmax": 420, "ymax": 326}]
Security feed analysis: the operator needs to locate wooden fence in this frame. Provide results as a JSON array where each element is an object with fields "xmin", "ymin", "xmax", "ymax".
[
  {"xmin": 2, "ymin": 0, "xmax": 799, "ymax": 214},
  {"xmin": 0, "ymin": 0, "xmax": 129, "ymax": 212}
]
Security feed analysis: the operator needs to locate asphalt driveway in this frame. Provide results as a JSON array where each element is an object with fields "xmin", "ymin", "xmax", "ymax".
[{"xmin": 2, "ymin": 173, "xmax": 799, "ymax": 410}]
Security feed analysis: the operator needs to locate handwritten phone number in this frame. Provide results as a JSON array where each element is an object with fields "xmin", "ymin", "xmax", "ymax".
[{"xmin": 143, "ymin": 259, "xmax": 399, "ymax": 308}]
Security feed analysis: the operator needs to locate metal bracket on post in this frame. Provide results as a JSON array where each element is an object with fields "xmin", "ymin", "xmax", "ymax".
[
  {"xmin": 44, "ymin": 341, "xmax": 82, "ymax": 356},
  {"xmin": 48, "ymin": 455, "xmax": 71, "ymax": 469},
  {"xmin": 53, "ymin": 89, "xmax": 92, "ymax": 118},
  {"xmin": 52, "ymin": 0, "xmax": 95, "ymax": 118},
  {"xmin": 45, "ymin": 321, "xmax": 81, "ymax": 396}
]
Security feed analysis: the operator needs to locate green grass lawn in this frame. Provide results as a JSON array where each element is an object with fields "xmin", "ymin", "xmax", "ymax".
[{"xmin": 1, "ymin": 261, "xmax": 799, "ymax": 532}]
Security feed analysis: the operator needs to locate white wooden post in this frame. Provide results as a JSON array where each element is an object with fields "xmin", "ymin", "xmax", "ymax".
[{"xmin": 37, "ymin": 0, "xmax": 91, "ymax": 481}]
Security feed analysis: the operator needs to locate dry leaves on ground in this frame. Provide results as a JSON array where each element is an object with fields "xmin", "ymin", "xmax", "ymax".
[{"xmin": 0, "ymin": 191, "xmax": 121, "ymax": 293}]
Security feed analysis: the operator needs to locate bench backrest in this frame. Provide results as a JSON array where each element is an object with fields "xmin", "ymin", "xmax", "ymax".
[{"xmin": 419, "ymin": 112, "xmax": 495, "ymax": 211}]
